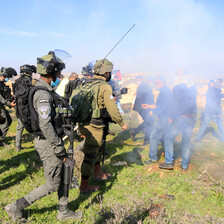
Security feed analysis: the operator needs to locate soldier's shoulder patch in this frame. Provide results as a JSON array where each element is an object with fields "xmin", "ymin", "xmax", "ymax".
[{"xmin": 38, "ymin": 105, "xmax": 50, "ymax": 119}]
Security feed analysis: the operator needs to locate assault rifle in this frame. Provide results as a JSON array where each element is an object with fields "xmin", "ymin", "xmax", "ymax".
[
  {"xmin": 59, "ymin": 99, "xmax": 79, "ymax": 197},
  {"xmin": 62, "ymin": 123, "xmax": 79, "ymax": 197}
]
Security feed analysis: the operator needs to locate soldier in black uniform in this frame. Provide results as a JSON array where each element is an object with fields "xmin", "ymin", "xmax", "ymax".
[
  {"xmin": 0, "ymin": 67, "xmax": 17, "ymax": 146},
  {"xmin": 5, "ymin": 51, "xmax": 82, "ymax": 222},
  {"xmin": 14, "ymin": 64, "xmax": 37, "ymax": 151}
]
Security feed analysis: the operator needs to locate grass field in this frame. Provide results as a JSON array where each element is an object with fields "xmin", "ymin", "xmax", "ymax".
[{"xmin": 0, "ymin": 111, "xmax": 224, "ymax": 223}]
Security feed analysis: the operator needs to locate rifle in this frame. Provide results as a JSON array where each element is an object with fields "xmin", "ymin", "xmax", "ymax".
[
  {"xmin": 62, "ymin": 124, "xmax": 79, "ymax": 197},
  {"xmin": 101, "ymin": 122, "xmax": 116, "ymax": 164}
]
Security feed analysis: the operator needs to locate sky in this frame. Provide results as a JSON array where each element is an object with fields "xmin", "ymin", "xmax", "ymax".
[{"xmin": 1, "ymin": 0, "xmax": 224, "ymax": 79}]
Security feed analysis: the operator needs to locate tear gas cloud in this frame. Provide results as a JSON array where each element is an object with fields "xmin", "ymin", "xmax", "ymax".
[{"xmin": 0, "ymin": 0, "xmax": 224, "ymax": 81}]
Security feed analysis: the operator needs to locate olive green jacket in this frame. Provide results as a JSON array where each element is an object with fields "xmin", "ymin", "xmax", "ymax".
[{"xmin": 92, "ymin": 75, "xmax": 124, "ymax": 127}]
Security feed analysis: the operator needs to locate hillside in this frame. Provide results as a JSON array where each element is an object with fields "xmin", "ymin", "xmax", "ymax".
[{"xmin": 0, "ymin": 109, "xmax": 223, "ymax": 223}]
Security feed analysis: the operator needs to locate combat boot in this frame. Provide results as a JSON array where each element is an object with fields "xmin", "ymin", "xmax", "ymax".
[
  {"xmin": 5, "ymin": 197, "xmax": 29, "ymax": 222},
  {"xmin": 57, "ymin": 204, "xmax": 82, "ymax": 220},
  {"xmin": 79, "ymin": 179, "xmax": 99, "ymax": 194},
  {"xmin": 94, "ymin": 164, "xmax": 111, "ymax": 182}
]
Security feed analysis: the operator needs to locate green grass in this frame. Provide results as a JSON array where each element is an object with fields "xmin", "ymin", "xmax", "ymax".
[{"xmin": 0, "ymin": 111, "xmax": 224, "ymax": 223}]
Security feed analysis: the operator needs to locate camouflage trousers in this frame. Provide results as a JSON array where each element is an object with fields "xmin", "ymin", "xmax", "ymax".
[{"xmin": 79, "ymin": 122, "xmax": 104, "ymax": 177}]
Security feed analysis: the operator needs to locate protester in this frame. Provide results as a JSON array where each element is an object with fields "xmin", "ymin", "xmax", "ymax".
[
  {"xmin": 195, "ymin": 80, "xmax": 224, "ymax": 142},
  {"xmin": 109, "ymin": 75, "xmax": 124, "ymax": 114},
  {"xmin": 144, "ymin": 76, "xmax": 172, "ymax": 164},
  {"xmin": 130, "ymin": 75, "xmax": 154, "ymax": 145},
  {"xmin": 160, "ymin": 75, "xmax": 197, "ymax": 171}
]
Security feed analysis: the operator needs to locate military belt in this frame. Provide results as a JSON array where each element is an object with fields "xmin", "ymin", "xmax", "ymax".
[{"xmin": 90, "ymin": 118, "xmax": 104, "ymax": 126}]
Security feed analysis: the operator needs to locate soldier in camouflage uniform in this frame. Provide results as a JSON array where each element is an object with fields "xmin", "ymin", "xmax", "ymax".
[
  {"xmin": 79, "ymin": 59, "xmax": 127, "ymax": 194},
  {"xmin": 5, "ymin": 51, "xmax": 82, "ymax": 222}
]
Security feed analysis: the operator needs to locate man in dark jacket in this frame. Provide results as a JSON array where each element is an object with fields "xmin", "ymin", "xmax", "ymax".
[
  {"xmin": 130, "ymin": 76, "xmax": 154, "ymax": 145},
  {"xmin": 160, "ymin": 80, "xmax": 197, "ymax": 171},
  {"xmin": 144, "ymin": 76, "xmax": 172, "ymax": 164},
  {"xmin": 195, "ymin": 80, "xmax": 224, "ymax": 142},
  {"xmin": 64, "ymin": 72, "xmax": 81, "ymax": 101}
]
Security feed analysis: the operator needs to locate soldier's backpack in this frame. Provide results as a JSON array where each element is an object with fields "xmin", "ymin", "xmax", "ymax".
[
  {"xmin": 14, "ymin": 76, "xmax": 34, "ymax": 132},
  {"xmin": 14, "ymin": 77, "xmax": 71, "ymax": 135},
  {"xmin": 70, "ymin": 79, "xmax": 106, "ymax": 122}
]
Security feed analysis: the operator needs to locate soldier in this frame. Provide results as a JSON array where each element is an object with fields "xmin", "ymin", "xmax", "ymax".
[
  {"xmin": 0, "ymin": 67, "xmax": 17, "ymax": 146},
  {"xmin": 5, "ymin": 51, "xmax": 82, "ymax": 222},
  {"xmin": 14, "ymin": 64, "xmax": 37, "ymax": 151},
  {"xmin": 78, "ymin": 59, "xmax": 127, "ymax": 194},
  {"xmin": 81, "ymin": 62, "xmax": 94, "ymax": 79}
]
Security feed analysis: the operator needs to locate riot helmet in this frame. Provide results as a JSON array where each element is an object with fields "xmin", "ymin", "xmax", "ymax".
[
  {"xmin": 20, "ymin": 64, "xmax": 36, "ymax": 75},
  {"xmin": 82, "ymin": 64, "xmax": 93, "ymax": 77},
  {"xmin": 0, "ymin": 67, "xmax": 17, "ymax": 78},
  {"xmin": 37, "ymin": 51, "xmax": 65, "ymax": 76}
]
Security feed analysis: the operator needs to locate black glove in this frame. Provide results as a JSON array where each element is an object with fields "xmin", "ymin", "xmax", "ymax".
[
  {"xmin": 55, "ymin": 148, "xmax": 67, "ymax": 160},
  {"xmin": 120, "ymin": 87, "xmax": 128, "ymax": 95}
]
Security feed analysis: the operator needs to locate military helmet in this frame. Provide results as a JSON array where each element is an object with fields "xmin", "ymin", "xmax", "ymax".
[
  {"xmin": 0, "ymin": 67, "xmax": 17, "ymax": 78},
  {"xmin": 81, "ymin": 61, "xmax": 95, "ymax": 77},
  {"xmin": 93, "ymin": 59, "xmax": 113, "ymax": 75},
  {"xmin": 20, "ymin": 64, "xmax": 36, "ymax": 75},
  {"xmin": 82, "ymin": 65, "xmax": 91, "ymax": 76},
  {"xmin": 37, "ymin": 51, "xmax": 65, "ymax": 75}
]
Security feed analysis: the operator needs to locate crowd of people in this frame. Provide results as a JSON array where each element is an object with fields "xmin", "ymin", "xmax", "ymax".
[
  {"xmin": 1, "ymin": 51, "xmax": 223, "ymax": 222},
  {"xmin": 131, "ymin": 73, "xmax": 224, "ymax": 171}
]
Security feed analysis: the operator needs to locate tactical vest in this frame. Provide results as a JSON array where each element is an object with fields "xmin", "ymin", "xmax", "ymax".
[{"xmin": 28, "ymin": 86, "xmax": 72, "ymax": 138}]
